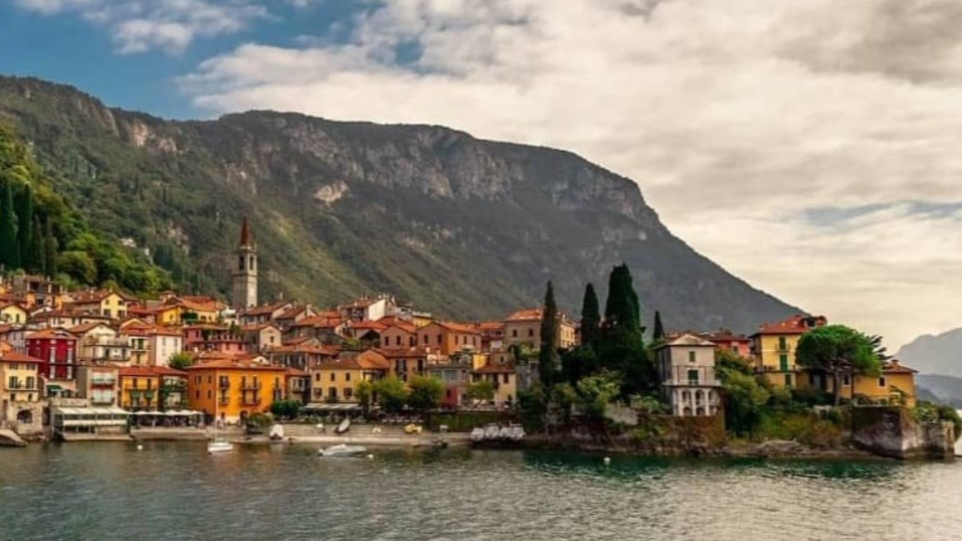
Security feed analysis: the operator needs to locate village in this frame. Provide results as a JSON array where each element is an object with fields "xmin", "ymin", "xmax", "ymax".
[{"xmin": 0, "ymin": 219, "xmax": 924, "ymax": 449}]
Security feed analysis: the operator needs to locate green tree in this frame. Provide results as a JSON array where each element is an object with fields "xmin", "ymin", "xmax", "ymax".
[
  {"xmin": 269, "ymin": 400, "xmax": 301, "ymax": 420},
  {"xmin": 576, "ymin": 372, "xmax": 622, "ymax": 421},
  {"xmin": 597, "ymin": 264, "xmax": 655, "ymax": 396},
  {"xmin": 580, "ymin": 283, "xmax": 600, "ymax": 346},
  {"xmin": 717, "ymin": 363, "xmax": 770, "ymax": 436},
  {"xmin": 43, "ymin": 217, "xmax": 57, "ymax": 277},
  {"xmin": 28, "ymin": 215, "xmax": 44, "ymax": 274},
  {"xmin": 652, "ymin": 310, "xmax": 665, "ymax": 341},
  {"xmin": 464, "ymin": 380, "xmax": 496, "ymax": 407},
  {"xmin": 538, "ymin": 280, "xmax": 561, "ymax": 387},
  {"xmin": 169, "ymin": 352, "xmax": 194, "ymax": 371},
  {"xmin": 796, "ymin": 325, "xmax": 881, "ymax": 406},
  {"xmin": 0, "ymin": 180, "xmax": 19, "ymax": 269},
  {"xmin": 407, "ymin": 375, "xmax": 444, "ymax": 414},
  {"xmin": 59, "ymin": 250, "xmax": 97, "ymax": 284},
  {"xmin": 15, "ymin": 185, "xmax": 33, "ymax": 271},
  {"xmin": 373, "ymin": 376, "xmax": 408, "ymax": 414},
  {"xmin": 355, "ymin": 380, "xmax": 374, "ymax": 417},
  {"xmin": 550, "ymin": 382, "xmax": 578, "ymax": 425},
  {"xmin": 560, "ymin": 344, "xmax": 599, "ymax": 385}
]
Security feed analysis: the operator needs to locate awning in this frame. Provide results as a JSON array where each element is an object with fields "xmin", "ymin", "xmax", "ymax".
[
  {"xmin": 302, "ymin": 403, "xmax": 362, "ymax": 412},
  {"xmin": 46, "ymin": 385, "xmax": 63, "ymax": 391}
]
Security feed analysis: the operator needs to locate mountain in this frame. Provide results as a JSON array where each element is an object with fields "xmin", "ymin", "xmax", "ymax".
[
  {"xmin": 896, "ymin": 328, "xmax": 962, "ymax": 377},
  {"xmin": 0, "ymin": 75, "xmax": 799, "ymax": 330},
  {"xmin": 916, "ymin": 375, "xmax": 962, "ymax": 408}
]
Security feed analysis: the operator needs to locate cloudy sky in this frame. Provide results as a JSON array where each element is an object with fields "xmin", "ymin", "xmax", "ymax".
[{"xmin": 2, "ymin": 0, "xmax": 961, "ymax": 349}]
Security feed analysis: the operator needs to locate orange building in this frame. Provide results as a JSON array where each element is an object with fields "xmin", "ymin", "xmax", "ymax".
[
  {"xmin": 186, "ymin": 357, "xmax": 288, "ymax": 423},
  {"xmin": 416, "ymin": 321, "xmax": 481, "ymax": 355}
]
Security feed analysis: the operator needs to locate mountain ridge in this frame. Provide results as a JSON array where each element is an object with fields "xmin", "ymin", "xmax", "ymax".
[{"xmin": 0, "ymin": 74, "xmax": 800, "ymax": 331}]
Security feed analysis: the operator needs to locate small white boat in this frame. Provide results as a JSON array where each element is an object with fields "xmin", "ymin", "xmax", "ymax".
[
  {"xmin": 335, "ymin": 419, "xmax": 351, "ymax": 434},
  {"xmin": 269, "ymin": 424, "xmax": 285, "ymax": 440},
  {"xmin": 318, "ymin": 444, "xmax": 367, "ymax": 457},
  {"xmin": 509, "ymin": 425, "xmax": 525, "ymax": 441},
  {"xmin": 470, "ymin": 427, "xmax": 485, "ymax": 442},
  {"xmin": 483, "ymin": 424, "xmax": 500, "ymax": 440},
  {"xmin": 498, "ymin": 426, "xmax": 513, "ymax": 439},
  {"xmin": 208, "ymin": 441, "xmax": 234, "ymax": 453}
]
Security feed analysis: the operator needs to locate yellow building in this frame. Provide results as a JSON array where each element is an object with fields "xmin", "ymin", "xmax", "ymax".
[
  {"xmin": 119, "ymin": 366, "xmax": 189, "ymax": 411},
  {"xmin": 807, "ymin": 360, "xmax": 918, "ymax": 408},
  {"xmin": 155, "ymin": 298, "xmax": 220, "ymax": 326},
  {"xmin": 0, "ymin": 351, "xmax": 43, "ymax": 434},
  {"xmin": 186, "ymin": 357, "xmax": 287, "ymax": 423},
  {"xmin": 471, "ymin": 363, "xmax": 517, "ymax": 408},
  {"xmin": 65, "ymin": 290, "xmax": 130, "ymax": 319},
  {"xmin": 0, "ymin": 303, "xmax": 28, "ymax": 325},
  {"xmin": 750, "ymin": 314, "xmax": 827, "ymax": 388},
  {"xmin": 309, "ymin": 351, "xmax": 389, "ymax": 403},
  {"xmin": 503, "ymin": 308, "xmax": 578, "ymax": 350}
]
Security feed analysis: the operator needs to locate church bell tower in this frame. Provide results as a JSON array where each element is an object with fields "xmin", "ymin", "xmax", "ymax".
[{"xmin": 231, "ymin": 217, "xmax": 258, "ymax": 309}]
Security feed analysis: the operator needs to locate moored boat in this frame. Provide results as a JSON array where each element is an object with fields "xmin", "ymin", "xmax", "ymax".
[
  {"xmin": 208, "ymin": 441, "xmax": 234, "ymax": 453},
  {"xmin": 319, "ymin": 444, "xmax": 368, "ymax": 457}
]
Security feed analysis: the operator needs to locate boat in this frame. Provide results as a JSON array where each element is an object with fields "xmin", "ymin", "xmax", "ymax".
[
  {"xmin": 404, "ymin": 423, "xmax": 422, "ymax": 435},
  {"xmin": 483, "ymin": 423, "xmax": 500, "ymax": 440},
  {"xmin": 208, "ymin": 423, "xmax": 234, "ymax": 453},
  {"xmin": 269, "ymin": 424, "xmax": 285, "ymax": 441},
  {"xmin": 318, "ymin": 444, "xmax": 367, "ymax": 457},
  {"xmin": 498, "ymin": 426, "xmax": 513, "ymax": 440},
  {"xmin": 335, "ymin": 418, "xmax": 351, "ymax": 434},
  {"xmin": 470, "ymin": 427, "xmax": 485, "ymax": 442},
  {"xmin": 207, "ymin": 441, "xmax": 234, "ymax": 453},
  {"xmin": 509, "ymin": 425, "xmax": 525, "ymax": 441}
]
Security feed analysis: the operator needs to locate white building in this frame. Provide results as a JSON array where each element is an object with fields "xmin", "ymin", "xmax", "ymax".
[{"xmin": 654, "ymin": 333, "xmax": 722, "ymax": 417}]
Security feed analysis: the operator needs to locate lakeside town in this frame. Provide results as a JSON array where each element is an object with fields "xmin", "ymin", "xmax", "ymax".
[{"xmin": 0, "ymin": 219, "xmax": 948, "ymax": 457}]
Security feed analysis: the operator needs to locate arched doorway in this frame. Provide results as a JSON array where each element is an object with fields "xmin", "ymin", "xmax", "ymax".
[{"xmin": 17, "ymin": 409, "xmax": 32, "ymax": 425}]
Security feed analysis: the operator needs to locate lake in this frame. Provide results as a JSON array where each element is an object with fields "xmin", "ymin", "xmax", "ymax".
[{"xmin": 1, "ymin": 442, "xmax": 961, "ymax": 540}]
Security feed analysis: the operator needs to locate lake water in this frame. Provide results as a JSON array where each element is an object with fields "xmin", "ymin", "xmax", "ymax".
[{"xmin": 1, "ymin": 443, "xmax": 961, "ymax": 540}]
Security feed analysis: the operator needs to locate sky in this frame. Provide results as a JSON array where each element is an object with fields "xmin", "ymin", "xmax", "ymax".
[{"xmin": 2, "ymin": 0, "xmax": 961, "ymax": 350}]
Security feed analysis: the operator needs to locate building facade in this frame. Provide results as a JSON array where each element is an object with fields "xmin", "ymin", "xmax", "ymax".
[{"xmin": 655, "ymin": 333, "xmax": 722, "ymax": 417}]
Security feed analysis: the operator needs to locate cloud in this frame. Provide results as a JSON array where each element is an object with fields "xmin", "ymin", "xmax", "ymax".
[
  {"xmin": 156, "ymin": 0, "xmax": 962, "ymax": 347},
  {"xmin": 13, "ymin": 0, "xmax": 269, "ymax": 54}
]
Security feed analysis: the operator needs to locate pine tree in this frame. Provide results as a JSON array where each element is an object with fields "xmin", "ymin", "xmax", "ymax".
[
  {"xmin": 580, "ymin": 283, "xmax": 601, "ymax": 346},
  {"xmin": 538, "ymin": 280, "xmax": 561, "ymax": 387},
  {"xmin": 653, "ymin": 310, "xmax": 665, "ymax": 341},
  {"xmin": 0, "ymin": 180, "xmax": 20, "ymax": 269},
  {"xmin": 29, "ymin": 215, "xmax": 44, "ymax": 274},
  {"xmin": 43, "ymin": 217, "xmax": 58, "ymax": 277},
  {"xmin": 16, "ymin": 185, "xmax": 34, "ymax": 270}
]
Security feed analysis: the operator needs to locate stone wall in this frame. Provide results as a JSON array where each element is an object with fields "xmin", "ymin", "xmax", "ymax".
[{"xmin": 851, "ymin": 406, "xmax": 955, "ymax": 460}]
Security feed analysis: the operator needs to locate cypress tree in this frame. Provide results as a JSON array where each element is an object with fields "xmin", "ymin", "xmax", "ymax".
[
  {"xmin": 16, "ymin": 185, "xmax": 33, "ymax": 270},
  {"xmin": 653, "ymin": 310, "xmax": 665, "ymax": 341},
  {"xmin": 43, "ymin": 217, "xmax": 58, "ymax": 277},
  {"xmin": 0, "ymin": 180, "xmax": 19, "ymax": 269},
  {"xmin": 599, "ymin": 264, "xmax": 656, "ymax": 395},
  {"xmin": 538, "ymin": 280, "xmax": 561, "ymax": 387},
  {"xmin": 580, "ymin": 283, "xmax": 600, "ymax": 346},
  {"xmin": 29, "ymin": 215, "xmax": 44, "ymax": 274}
]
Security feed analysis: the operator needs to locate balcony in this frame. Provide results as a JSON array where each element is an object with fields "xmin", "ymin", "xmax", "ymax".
[
  {"xmin": 91, "ymin": 377, "xmax": 116, "ymax": 386},
  {"xmin": 218, "ymin": 396, "xmax": 230, "ymax": 406},
  {"xmin": 241, "ymin": 396, "xmax": 262, "ymax": 406},
  {"xmin": 7, "ymin": 382, "xmax": 40, "ymax": 391},
  {"xmin": 240, "ymin": 382, "xmax": 262, "ymax": 391},
  {"xmin": 218, "ymin": 380, "xmax": 231, "ymax": 389}
]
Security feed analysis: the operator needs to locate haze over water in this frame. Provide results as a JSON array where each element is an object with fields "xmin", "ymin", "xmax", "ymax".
[{"xmin": 1, "ymin": 443, "xmax": 961, "ymax": 540}]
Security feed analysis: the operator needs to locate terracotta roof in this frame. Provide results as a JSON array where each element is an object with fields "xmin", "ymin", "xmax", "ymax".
[
  {"xmin": 241, "ymin": 323, "xmax": 279, "ymax": 332},
  {"xmin": 883, "ymin": 360, "xmax": 918, "ymax": 374},
  {"xmin": 291, "ymin": 314, "xmax": 342, "ymax": 329},
  {"xmin": 0, "ymin": 351, "xmax": 43, "ymax": 364},
  {"xmin": 0, "ymin": 302, "xmax": 27, "ymax": 312},
  {"xmin": 68, "ymin": 322, "xmax": 114, "ymax": 334},
  {"xmin": 505, "ymin": 308, "xmax": 542, "ymax": 322},
  {"xmin": 349, "ymin": 320, "xmax": 388, "ymax": 332},
  {"xmin": 240, "ymin": 302, "xmax": 290, "ymax": 317},
  {"xmin": 184, "ymin": 323, "xmax": 230, "ymax": 331},
  {"xmin": 186, "ymin": 357, "xmax": 283, "ymax": 371},
  {"xmin": 269, "ymin": 343, "xmax": 337, "ymax": 356},
  {"xmin": 476, "ymin": 321, "xmax": 505, "ymax": 332},
  {"xmin": 752, "ymin": 315, "xmax": 828, "ymax": 337},
  {"xmin": 119, "ymin": 366, "xmax": 188, "ymax": 377},
  {"xmin": 277, "ymin": 305, "xmax": 309, "ymax": 320},
  {"xmin": 239, "ymin": 216, "xmax": 252, "ymax": 247},
  {"xmin": 426, "ymin": 321, "xmax": 481, "ymax": 334},
  {"xmin": 284, "ymin": 368, "xmax": 310, "ymax": 378},
  {"xmin": 473, "ymin": 363, "xmax": 515, "ymax": 374},
  {"xmin": 355, "ymin": 350, "xmax": 390, "ymax": 370},
  {"xmin": 378, "ymin": 347, "xmax": 432, "ymax": 358},
  {"xmin": 313, "ymin": 355, "xmax": 389, "ymax": 372},
  {"xmin": 700, "ymin": 329, "xmax": 751, "ymax": 343},
  {"xmin": 379, "ymin": 319, "xmax": 417, "ymax": 333},
  {"xmin": 27, "ymin": 328, "xmax": 78, "ymax": 340}
]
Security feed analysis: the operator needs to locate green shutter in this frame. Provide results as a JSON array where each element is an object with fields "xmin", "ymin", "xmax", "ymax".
[
  {"xmin": 779, "ymin": 354, "xmax": 789, "ymax": 371},
  {"xmin": 687, "ymin": 369, "xmax": 699, "ymax": 385}
]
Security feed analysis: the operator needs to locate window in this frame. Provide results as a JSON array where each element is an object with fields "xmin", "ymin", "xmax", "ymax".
[
  {"xmin": 687, "ymin": 369, "xmax": 698, "ymax": 384},
  {"xmin": 422, "ymin": 334, "xmax": 428, "ymax": 345},
  {"xmin": 344, "ymin": 388, "xmax": 353, "ymax": 399},
  {"xmin": 396, "ymin": 336, "xmax": 401, "ymax": 346},
  {"xmin": 437, "ymin": 334, "xmax": 442, "ymax": 345},
  {"xmin": 778, "ymin": 354, "xmax": 789, "ymax": 371},
  {"xmin": 512, "ymin": 329, "xmax": 518, "ymax": 338},
  {"xmin": 330, "ymin": 373, "xmax": 336, "ymax": 382},
  {"xmin": 207, "ymin": 390, "xmax": 212, "ymax": 399},
  {"xmin": 345, "ymin": 373, "xmax": 351, "ymax": 382},
  {"xmin": 784, "ymin": 374, "xmax": 792, "ymax": 387},
  {"xmin": 238, "ymin": 256, "xmax": 245, "ymax": 271},
  {"xmin": 878, "ymin": 376, "xmax": 887, "ymax": 388},
  {"xmin": 688, "ymin": 351, "xmax": 696, "ymax": 363},
  {"xmin": 503, "ymin": 373, "xmax": 509, "ymax": 384},
  {"xmin": 528, "ymin": 329, "xmax": 534, "ymax": 338},
  {"xmin": 778, "ymin": 336, "xmax": 787, "ymax": 351},
  {"xmin": 842, "ymin": 374, "xmax": 851, "ymax": 386},
  {"xmin": 195, "ymin": 390, "xmax": 200, "ymax": 399}
]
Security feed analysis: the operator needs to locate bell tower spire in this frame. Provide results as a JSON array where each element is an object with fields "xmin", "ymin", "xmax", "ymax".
[{"xmin": 231, "ymin": 217, "xmax": 258, "ymax": 309}]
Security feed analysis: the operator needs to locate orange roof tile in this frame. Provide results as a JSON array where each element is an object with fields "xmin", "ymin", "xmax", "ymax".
[
  {"xmin": 26, "ymin": 328, "xmax": 78, "ymax": 340},
  {"xmin": 0, "ymin": 351, "xmax": 44, "ymax": 364},
  {"xmin": 119, "ymin": 366, "xmax": 188, "ymax": 377},
  {"xmin": 473, "ymin": 363, "xmax": 515, "ymax": 374},
  {"xmin": 752, "ymin": 315, "xmax": 828, "ymax": 336}
]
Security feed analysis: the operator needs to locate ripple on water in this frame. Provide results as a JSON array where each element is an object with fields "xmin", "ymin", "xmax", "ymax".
[{"xmin": 1, "ymin": 444, "xmax": 961, "ymax": 540}]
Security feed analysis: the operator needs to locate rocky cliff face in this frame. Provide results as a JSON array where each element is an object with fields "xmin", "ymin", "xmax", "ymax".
[{"xmin": 0, "ymin": 75, "xmax": 798, "ymax": 331}]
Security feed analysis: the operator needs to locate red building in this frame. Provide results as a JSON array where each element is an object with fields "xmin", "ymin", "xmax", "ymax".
[
  {"xmin": 26, "ymin": 328, "xmax": 79, "ymax": 381},
  {"xmin": 701, "ymin": 330, "xmax": 753, "ymax": 358}
]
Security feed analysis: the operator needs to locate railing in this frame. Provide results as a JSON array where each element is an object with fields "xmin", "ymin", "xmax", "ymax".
[
  {"xmin": 218, "ymin": 397, "xmax": 230, "ymax": 406},
  {"xmin": 7, "ymin": 383, "xmax": 40, "ymax": 391},
  {"xmin": 240, "ymin": 382, "xmax": 262, "ymax": 391},
  {"xmin": 91, "ymin": 377, "xmax": 116, "ymax": 386},
  {"xmin": 241, "ymin": 396, "xmax": 262, "ymax": 406},
  {"xmin": 218, "ymin": 380, "xmax": 230, "ymax": 389}
]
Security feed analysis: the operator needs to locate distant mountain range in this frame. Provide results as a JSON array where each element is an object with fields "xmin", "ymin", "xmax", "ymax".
[
  {"xmin": 896, "ymin": 328, "xmax": 962, "ymax": 377},
  {"xmin": 0, "ymin": 75, "xmax": 799, "ymax": 331}
]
